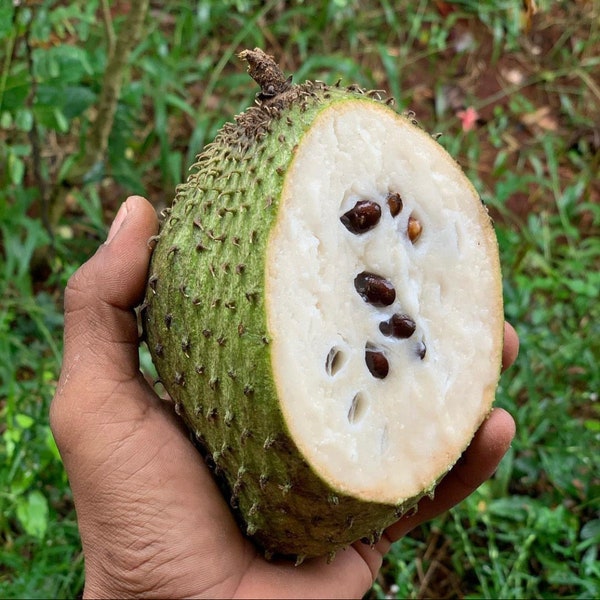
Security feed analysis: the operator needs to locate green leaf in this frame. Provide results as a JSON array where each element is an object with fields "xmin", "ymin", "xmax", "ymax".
[
  {"xmin": 583, "ymin": 419, "xmax": 600, "ymax": 432},
  {"xmin": 0, "ymin": 111, "xmax": 12, "ymax": 128},
  {"xmin": 53, "ymin": 106, "xmax": 69, "ymax": 132},
  {"xmin": 16, "ymin": 490, "xmax": 49, "ymax": 539},
  {"xmin": 580, "ymin": 519, "xmax": 600, "ymax": 542},
  {"xmin": 1, "ymin": 72, "xmax": 31, "ymax": 112},
  {"xmin": 45, "ymin": 427, "xmax": 62, "ymax": 461},
  {"xmin": 0, "ymin": 4, "xmax": 14, "ymax": 38},
  {"xmin": 564, "ymin": 278, "xmax": 599, "ymax": 298},
  {"xmin": 14, "ymin": 108, "xmax": 34, "ymax": 132},
  {"xmin": 3, "ymin": 428, "xmax": 21, "ymax": 459},
  {"xmin": 62, "ymin": 85, "xmax": 96, "ymax": 119},
  {"xmin": 164, "ymin": 93, "xmax": 196, "ymax": 117},
  {"xmin": 8, "ymin": 152, "xmax": 25, "ymax": 185},
  {"xmin": 15, "ymin": 413, "xmax": 35, "ymax": 429},
  {"xmin": 33, "ymin": 104, "xmax": 69, "ymax": 132}
]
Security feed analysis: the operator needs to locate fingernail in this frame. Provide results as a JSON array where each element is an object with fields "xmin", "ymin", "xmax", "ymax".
[{"xmin": 106, "ymin": 201, "xmax": 129, "ymax": 244}]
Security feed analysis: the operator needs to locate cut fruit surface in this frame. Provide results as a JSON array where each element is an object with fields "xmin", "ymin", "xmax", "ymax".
[{"xmin": 267, "ymin": 101, "xmax": 503, "ymax": 504}]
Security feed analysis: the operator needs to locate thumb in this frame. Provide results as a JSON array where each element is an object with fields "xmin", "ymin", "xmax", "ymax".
[
  {"xmin": 51, "ymin": 195, "xmax": 158, "ymax": 446},
  {"xmin": 62, "ymin": 195, "xmax": 157, "ymax": 373}
]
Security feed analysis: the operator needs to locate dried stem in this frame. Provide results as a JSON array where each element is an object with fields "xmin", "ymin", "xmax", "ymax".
[
  {"xmin": 238, "ymin": 48, "xmax": 292, "ymax": 98},
  {"xmin": 101, "ymin": 0, "xmax": 116, "ymax": 60}
]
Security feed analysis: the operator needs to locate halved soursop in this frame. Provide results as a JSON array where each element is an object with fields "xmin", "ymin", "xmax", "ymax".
[{"xmin": 142, "ymin": 49, "xmax": 504, "ymax": 561}]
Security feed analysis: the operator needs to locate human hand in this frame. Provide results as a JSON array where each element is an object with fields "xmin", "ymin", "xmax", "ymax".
[{"xmin": 51, "ymin": 195, "xmax": 519, "ymax": 599}]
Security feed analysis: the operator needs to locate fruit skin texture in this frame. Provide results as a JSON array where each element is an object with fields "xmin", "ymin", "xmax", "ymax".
[{"xmin": 142, "ymin": 51, "xmax": 502, "ymax": 561}]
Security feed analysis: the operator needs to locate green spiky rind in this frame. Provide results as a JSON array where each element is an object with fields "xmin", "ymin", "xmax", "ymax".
[{"xmin": 143, "ymin": 82, "xmax": 434, "ymax": 559}]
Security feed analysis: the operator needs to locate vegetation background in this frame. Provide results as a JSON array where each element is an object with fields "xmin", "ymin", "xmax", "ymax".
[{"xmin": 1, "ymin": 0, "xmax": 598, "ymax": 597}]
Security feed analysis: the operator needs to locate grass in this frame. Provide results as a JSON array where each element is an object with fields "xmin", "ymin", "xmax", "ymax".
[{"xmin": 1, "ymin": 0, "xmax": 599, "ymax": 597}]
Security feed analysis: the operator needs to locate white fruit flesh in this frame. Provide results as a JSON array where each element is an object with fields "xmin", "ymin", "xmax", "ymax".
[{"xmin": 266, "ymin": 101, "xmax": 503, "ymax": 505}]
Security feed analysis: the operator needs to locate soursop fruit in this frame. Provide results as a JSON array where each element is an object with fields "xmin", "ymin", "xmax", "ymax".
[{"xmin": 142, "ymin": 49, "xmax": 504, "ymax": 561}]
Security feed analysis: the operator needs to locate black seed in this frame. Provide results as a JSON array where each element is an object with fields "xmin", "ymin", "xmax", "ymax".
[
  {"xmin": 354, "ymin": 272, "xmax": 396, "ymax": 306},
  {"xmin": 154, "ymin": 342, "xmax": 164, "ymax": 358},
  {"xmin": 416, "ymin": 341, "xmax": 427, "ymax": 360},
  {"xmin": 340, "ymin": 200, "xmax": 381, "ymax": 234},
  {"xmin": 174, "ymin": 372, "xmax": 185, "ymax": 386},
  {"xmin": 164, "ymin": 313, "xmax": 173, "ymax": 329},
  {"xmin": 379, "ymin": 314, "xmax": 416, "ymax": 338},
  {"xmin": 365, "ymin": 348, "xmax": 389, "ymax": 379},
  {"xmin": 386, "ymin": 192, "xmax": 403, "ymax": 217}
]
